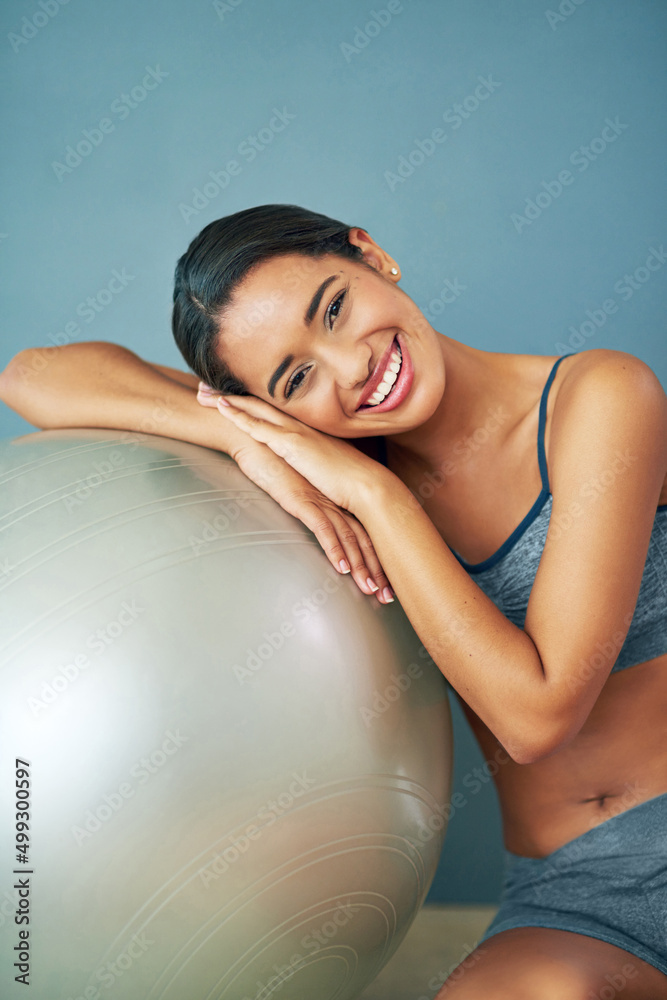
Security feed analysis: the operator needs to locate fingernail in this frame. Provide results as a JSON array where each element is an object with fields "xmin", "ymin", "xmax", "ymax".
[
  {"xmin": 338, "ymin": 559, "xmax": 350, "ymax": 574},
  {"xmin": 217, "ymin": 397, "xmax": 231, "ymax": 408},
  {"xmin": 366, "ymin": 577, "xmax": 379, "ymax": 592},
  {"xmin": 381, "ymin": 587, "xmax": 394, "ymax": 603}
]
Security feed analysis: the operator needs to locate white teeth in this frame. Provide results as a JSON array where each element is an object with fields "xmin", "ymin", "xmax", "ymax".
[{"xmin": 365, "ymin": 345, "xmax": 403, "ymax": 406}]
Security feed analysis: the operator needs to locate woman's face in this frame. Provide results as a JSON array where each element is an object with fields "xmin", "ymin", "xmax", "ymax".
[{"xmin": 214, "ymin": 230, "xmax": 446, "ymax": 438}]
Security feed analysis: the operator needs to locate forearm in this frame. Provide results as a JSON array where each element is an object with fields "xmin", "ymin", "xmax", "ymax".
[
  {"xmin": 352, "ymin": 476, "xmax": 560, "ymax": 762},
  {"xmin": 0, "ymin": 342, "xmax": 251, "ymax": 457}
]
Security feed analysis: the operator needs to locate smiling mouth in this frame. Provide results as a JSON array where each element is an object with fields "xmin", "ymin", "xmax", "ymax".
[{"xmin": 357, "ymin": 336, "xmax": 405, "ymax": 410}]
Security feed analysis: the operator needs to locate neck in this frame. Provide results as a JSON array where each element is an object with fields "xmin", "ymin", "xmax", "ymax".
[{"xmin": 385, "ymin": 334, "xmax": 506, "ymax": 469}]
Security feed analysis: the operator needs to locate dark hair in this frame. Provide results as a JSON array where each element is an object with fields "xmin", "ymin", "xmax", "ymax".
[{"xmin": 171, "ymin": 204, "xmax": 367, "ymax": 394}]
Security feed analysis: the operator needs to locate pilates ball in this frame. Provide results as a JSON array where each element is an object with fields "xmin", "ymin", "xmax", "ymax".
[{"xmin": 0, "ymin": 429, "xmax": 452, "ymax": 1000}]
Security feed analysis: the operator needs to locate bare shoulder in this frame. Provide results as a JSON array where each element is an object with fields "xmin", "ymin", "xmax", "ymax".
[
  {"xmin": 555, "ymin": 347, "xmax": 665, "ymax": 405},
  {"xmin": 548, "ymin": 347, "xmax": 667, "ymax": 500},
  {"xmin": 552, "ymin": 348, "xmax": 666, "ymax": 438}
]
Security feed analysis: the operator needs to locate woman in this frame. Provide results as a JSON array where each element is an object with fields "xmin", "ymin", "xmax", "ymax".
[{"xmin": 2, "ymin": 204, "xmax": 666, "ymax": 997}]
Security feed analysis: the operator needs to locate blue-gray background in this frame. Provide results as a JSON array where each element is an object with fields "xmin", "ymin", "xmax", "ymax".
[{"xmin": 1, "ymin": 0, "xmax": 665, "ymax": 904}]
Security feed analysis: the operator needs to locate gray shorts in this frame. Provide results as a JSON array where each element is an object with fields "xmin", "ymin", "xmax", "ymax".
[{"xmin": 479, "ymin": 791, "xmax": 667, "ymax": 975}]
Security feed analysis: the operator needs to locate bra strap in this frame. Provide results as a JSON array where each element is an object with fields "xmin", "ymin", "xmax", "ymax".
[{"xmin": 537, "ymin": 354, "xmax": 574, "ymax": 491}]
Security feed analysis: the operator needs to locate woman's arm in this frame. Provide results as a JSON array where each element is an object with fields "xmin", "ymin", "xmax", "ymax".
[
  {"xmin": 0, "ymin": 341, "xmax": 393, "ymax": 599},
  {"xmin": 350, "ymin": 350, "xmax": 667, "ymax": 764},
  {"xmin": 146, "ymin": 362, "xmax": 202, "ymax": 390},
  {"xmin": 0, "ymin": 341, "xmax": 252, "ymax": 454}
]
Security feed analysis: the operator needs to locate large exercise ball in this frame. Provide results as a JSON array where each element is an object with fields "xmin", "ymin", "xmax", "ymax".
[{"xmin": 0, "ymin": 429, "xmax": 452, "ymax": 1000}]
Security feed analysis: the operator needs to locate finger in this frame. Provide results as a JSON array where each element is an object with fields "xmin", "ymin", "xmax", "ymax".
[
  {"xmin": 218, "ymin": 395, "xmax": 293, "ymax": 429},
  {"xmin": 216, "ymin": 398, "xmax": 272, "ymax": 433},
  {"xmin": 196, "ymin": 387, "xmax": 221, "ymax": 408},
  {"xmin": 329, "ymin": 510, "xmax": 395, "ymax": 604},
  {"xmin": 297, "ymin": 502, "xmax": 385, "ymax": 598},
  {"xmin": 217, "ymin": 400, "xmax": 301, "ymax": 463},
  {"xmin": 300, "ymin": 502, "xmax": 394, "ymax": 604}
]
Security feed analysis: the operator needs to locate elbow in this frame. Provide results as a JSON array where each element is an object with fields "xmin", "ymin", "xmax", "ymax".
[
  {"xmin": 0, "ymin": 352, "xmax": 24, "ymax": 405},
  {"xmin": 507, "ymin": 741, "xmax": 559, "ymax": 766},
  {"xmin": 498, "ymin": 658, "xmax": 587, "ymax": 764},
  {"xmin": 0, "ymin": 349, "xmax": 53, "ymax": 425},
  {"xmin": 1, "ymin": 348, "xmax": 36, "ymax": 395},
  {"xmin": 502, "ymin": 713, "xmax": 578, "ymax": 765}
]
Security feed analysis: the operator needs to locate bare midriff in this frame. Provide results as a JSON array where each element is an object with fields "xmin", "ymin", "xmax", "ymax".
[
  {"xmin": 384, "ymin": 352, "xmax": 667, "ymax": 859},
  {"xmin": 460, "ymin": 653, "xmax": 667, "ymax": 857}
]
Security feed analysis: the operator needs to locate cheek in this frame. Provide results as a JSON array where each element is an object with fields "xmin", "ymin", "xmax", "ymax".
[
  {"xmin": 298, "ymin": 410, "xmax": 333, "ymax": 433},
  {"xmin": 294, "ymin": 401, "xmax": 341, "ymax": 435}
]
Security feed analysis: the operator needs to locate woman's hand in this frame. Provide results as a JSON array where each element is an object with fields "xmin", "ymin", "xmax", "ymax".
[
  {"xmin": 197, "ymin": 382, "xmax": 395, "ymax": 603},
  {"xmin": 197, "ymin": 382, "xmax": 388, "ymax": 515}
]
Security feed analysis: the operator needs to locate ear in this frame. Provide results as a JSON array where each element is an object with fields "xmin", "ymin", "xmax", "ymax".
[{"xmin": 347, "ymin": 228, "xmax": 399, "ymax": 277}]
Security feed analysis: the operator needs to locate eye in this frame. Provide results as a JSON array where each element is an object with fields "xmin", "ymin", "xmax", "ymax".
[
  {"xmin": 285, "ymin": 287, "xmax": 348, "ymax": 399},
  {"xmin": 285, "ymin": 365, "xmax": 312, "ymax": 399},
  {"xmin": 326, "ymin": 288, "xmax": 347, "ymax": 328}
]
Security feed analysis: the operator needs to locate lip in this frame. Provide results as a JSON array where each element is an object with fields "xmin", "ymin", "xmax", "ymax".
[{"xmin": 356, "ymin": 333, "xmax": 413, "ymax": 413}]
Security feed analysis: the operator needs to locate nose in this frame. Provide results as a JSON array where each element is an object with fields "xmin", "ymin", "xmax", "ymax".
[{"xmin": 330, "ymin": 340, "xmax": 373, "ymax": 392}]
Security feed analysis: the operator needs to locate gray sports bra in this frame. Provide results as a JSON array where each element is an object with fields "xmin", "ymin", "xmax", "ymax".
[{"xmin": 376, "ymin": 354, "xmax": 667, "ymax": 672}]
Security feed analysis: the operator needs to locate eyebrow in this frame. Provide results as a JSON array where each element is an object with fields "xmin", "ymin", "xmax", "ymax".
[{"xmin": 267, "ymin": 274, "xmax": 338, "ymax": 398}]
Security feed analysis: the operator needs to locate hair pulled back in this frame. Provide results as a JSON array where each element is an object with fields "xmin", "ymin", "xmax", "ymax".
[{"xmin": 171, "ymin": 204, "xmax": 366, "ymax": 394}]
